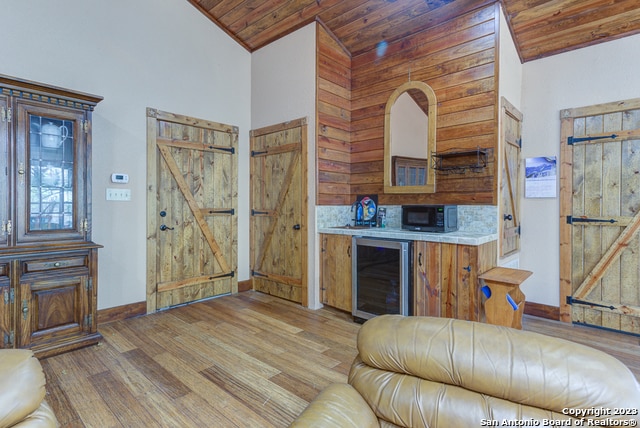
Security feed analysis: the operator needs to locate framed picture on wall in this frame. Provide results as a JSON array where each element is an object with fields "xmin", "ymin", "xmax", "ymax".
[{"xmin": 525, "ymin": 156, "xmax": 557, "ymax": 198}]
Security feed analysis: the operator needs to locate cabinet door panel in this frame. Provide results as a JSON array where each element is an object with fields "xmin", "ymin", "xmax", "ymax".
[
  {"xmin": 14, "ymin": 100, "xmax": 87, "ymax": 244},
  {"xmin": 413, "ymin": 241, "xmax": 441, "ymax": 317},
  {"xmin": 0, "ymin": 262, "xmax": 13, "ymax": 348},
  {"xmin": 16, "ymin": 276, "xmax": 89, "ymax": 348},
  {"xmin": 321, "ymin": 234, "xmax": 352, "ymax": 312}
]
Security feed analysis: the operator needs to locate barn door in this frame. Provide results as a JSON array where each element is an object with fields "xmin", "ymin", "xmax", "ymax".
[
  {"xmin": 250, "ymin": 118, "xmax": 307, "ymax": 306},
  {"xmin": 146, "ymin": 108, "xmax": 238, "ymax": 313},
  {"xmin": 559, "ymin": 99, "xmax": 640, "ymax": 335},
  {"xmin": 500, "ymin": 97, "xmax": 522, "ymax": 258}
]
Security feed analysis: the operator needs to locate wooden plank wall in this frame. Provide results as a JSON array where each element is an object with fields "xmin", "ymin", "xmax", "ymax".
[
  {"xmin": 348, "ymin": 3, "xmax": 499, "ymax": 206},
  {"xmin": 316, "ymin": 22, "xmax": 352, "ymax": 205}
]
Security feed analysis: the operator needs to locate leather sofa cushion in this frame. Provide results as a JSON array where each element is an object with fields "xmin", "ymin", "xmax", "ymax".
[
  {"xmin": 355, "ymin": 315, "xmax": 640, "ymax": 420},
  {"xmin": 289, "ymin": 383, "xmax": 379, "ymax": 428},
  {"xmin": 0, "ymin": 350, "xmax": 47, "ymax": 428}
]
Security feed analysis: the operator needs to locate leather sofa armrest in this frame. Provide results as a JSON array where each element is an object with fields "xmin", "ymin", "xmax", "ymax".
[
  {"xmin": 0, "ymin": 350, "xmax": 51, "ymax": 428},
  {"xmin": 12, "ymin": 400, "xmax": 58, "ymax": 428},
  {"xmin": 289, "ymin": 383, "xmax": 379, "ymax": 428}
]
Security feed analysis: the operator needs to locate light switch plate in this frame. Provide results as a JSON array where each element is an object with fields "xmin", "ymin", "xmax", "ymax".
[{"xmin": 106, "ymin": 188, "xmax": 131, "ymax": 201}]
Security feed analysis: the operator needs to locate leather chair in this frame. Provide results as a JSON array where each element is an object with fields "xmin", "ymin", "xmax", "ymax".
[
  {"xmin": 291, "ymin": 315, "xmax": 640, "ymax": 427},
  {"xmin": 0, "ymin": 349, "xmax": 58, "ymax": 427}
]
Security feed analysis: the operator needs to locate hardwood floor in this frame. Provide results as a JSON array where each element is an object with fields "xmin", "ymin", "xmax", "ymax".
[{"xmin": 41, "ymin": 291, "xmax": 640, "ymax": 428}]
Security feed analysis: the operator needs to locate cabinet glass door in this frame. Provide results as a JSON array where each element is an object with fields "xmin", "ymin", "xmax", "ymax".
[
  {"xmin": 0, "ymin": 95, "xmax": 9, "ymax": 248},
  {"xmin": 29, "ymin": 115, "xmax": 75, "ymax": 231},
  {"xmin": 15, "ymin": 101, "xmax": 87, "ymax": 244}
]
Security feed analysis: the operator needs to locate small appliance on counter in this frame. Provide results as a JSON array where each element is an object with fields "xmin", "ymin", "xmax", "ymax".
[{"xmin": 401, "ymin": 205, "xmax": 457, "ymax": 233}]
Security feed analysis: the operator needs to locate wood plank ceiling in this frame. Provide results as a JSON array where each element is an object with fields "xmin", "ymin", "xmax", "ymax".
[{"xmin": 187, "ymin": 0, "xmax": 640, "ymax": 62}]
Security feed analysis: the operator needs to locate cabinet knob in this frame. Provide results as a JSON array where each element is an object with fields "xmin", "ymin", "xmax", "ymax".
[{"xmin": 54, "ymin": 262, "xmax": 61, "ymax": 267}]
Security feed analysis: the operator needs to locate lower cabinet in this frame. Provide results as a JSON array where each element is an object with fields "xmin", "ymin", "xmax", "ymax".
[
  {"xmin": 320, "ymin": 233, "xmax": 497, "ymax": 322},
  {"xmin": 413, "ymin": 240, "xmax": 497, "ymax": 321},
  {"xmin": 320, "ymin": 234, "xmax": 352, "ymax": 312},
  {"xmin": 0, "ymin": 245, "xmax": 101, "ymax": 358}
]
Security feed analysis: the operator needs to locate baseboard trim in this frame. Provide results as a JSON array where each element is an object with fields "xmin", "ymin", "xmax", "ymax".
[
  {"xmin": 98, "ymin": 301, "xmax": 147, "ymax": 325},
  {"xmin": 98, "ymin": 284, "xmax": 254, "ymax": 324},
  {"xmin": 524, "ymin": 301, "xmax": 559, "ymax": 320},
  {"xmin": 238, "ymin": 279, "xmax": 252, "ymax": 292}
]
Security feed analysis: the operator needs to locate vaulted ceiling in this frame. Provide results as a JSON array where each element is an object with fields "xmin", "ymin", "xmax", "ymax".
[{"xmin": 187, "ymin": 0, "xmax": 640, "ymax": 62}]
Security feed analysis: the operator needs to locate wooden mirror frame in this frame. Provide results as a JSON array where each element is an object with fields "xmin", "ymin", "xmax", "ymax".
[{"xmin": 383, "ymin": 81, "xmax": 437, "ymax": 194}]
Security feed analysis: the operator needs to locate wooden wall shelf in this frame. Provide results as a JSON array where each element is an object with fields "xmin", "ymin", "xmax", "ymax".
[{"xmin": 432, "ymin": 147, "xmax": 490, "ymax": 174}]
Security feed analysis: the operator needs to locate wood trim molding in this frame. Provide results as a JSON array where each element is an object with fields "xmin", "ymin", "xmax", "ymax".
[
  {"xmin": 98, "ymin": 302, "xmax": 147, "ymax": 325},
  {"xmin": 524, "ymin": 301, "xmax": 559, "ymax": 321},
  {"xmin": 238, "ymin": 279, "xmax": 252, "ymax": 293}
]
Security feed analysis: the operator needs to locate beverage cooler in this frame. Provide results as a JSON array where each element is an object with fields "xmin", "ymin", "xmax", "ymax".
[{"xmin": 352, "ymin": 236, "xmax": 412, "ymax": 322}]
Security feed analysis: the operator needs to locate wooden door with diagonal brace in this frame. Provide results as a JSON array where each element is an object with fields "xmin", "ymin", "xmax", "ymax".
[
  {"xmin": 250, "ymin": 118, "xmax": 307, "ymax": 306},
  {"xmin": 500, "ymin": 97, "xmax": 522, "ymax": 258},
  {"xmin": 147, "ymin": 108, "xmax": 237, "ymax": 313},
  {"xmin": 560, "ymin": 99, "xmax": 640, "ymax": 335}
]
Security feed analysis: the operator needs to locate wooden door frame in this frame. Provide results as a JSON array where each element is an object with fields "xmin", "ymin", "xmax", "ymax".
[
  {"xmin": 249, "ymin": 117, "xmax": 308, "ymax": 306},
  {"xmin": 559, "ymin": 98, "xmax": 640, "ymax": 322},
  {"xmin": 146, "ymin": 107, "xmax": 238, "ymax": 314}
]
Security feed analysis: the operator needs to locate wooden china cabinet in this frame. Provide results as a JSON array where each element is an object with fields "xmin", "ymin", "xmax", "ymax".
[{"xmin": 0, "ymin": 74, "xmax": 102, "ymax": 358}]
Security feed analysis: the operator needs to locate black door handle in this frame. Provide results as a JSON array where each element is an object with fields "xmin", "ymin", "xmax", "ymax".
[
  {"xmin": 293, "ymin": 224, "xmax": 301, "ymax": 230},
  {"xmin": 160, "ymin": 224, "xmax": 174, "ymax": 231},
  {"xmin": 503, "ymin": 214, "xmax": 513, "ymax": 221}
]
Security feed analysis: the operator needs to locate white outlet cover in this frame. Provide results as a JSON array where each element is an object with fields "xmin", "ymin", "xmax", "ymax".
[{"xmin": 106, "ymin": 188, "xmax": 131, "ymax": 201}]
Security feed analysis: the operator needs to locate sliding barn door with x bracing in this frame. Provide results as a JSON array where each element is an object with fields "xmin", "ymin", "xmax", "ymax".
[
  {"xmin": 560, "ymin": 98, "xmax": 640, "ymax": 335},
  {"xmin": 250, "ymin": 118, "xmax": 307, "ymax": 306},
  {"xmin": 146, "ymin": 108, "xmax": 237, "ymax": 313}
]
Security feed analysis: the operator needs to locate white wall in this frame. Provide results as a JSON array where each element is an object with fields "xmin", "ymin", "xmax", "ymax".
[
  {"xmin": 520, "ymin": 33, "xmax": 640, "ymax": 306},
  {"xmin": 498, "ymin": 6, "xmax": 523, "ymax": 269},
  {"xmin": 1, "ymin": 0, "xmax": 251, "ymax": 309},
  {"xmin": 251, "ymin": 23, "xmax": 319, "ymax": 308},
  {"xmin": 390, "ymin": 93, "xmax": 428, "ymax": 158}
]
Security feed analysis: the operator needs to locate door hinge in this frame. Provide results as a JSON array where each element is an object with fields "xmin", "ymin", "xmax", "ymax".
[
  {"xmin": 3, "ymin": 289, "xmax": 15, "ymax": 305},
  {"xmin": 567, "ymin": 134, "xmax": 617, "ymax": 145},
  {"xmin": 86, "ymin": 278, "xmax": 93, "ymax": 291},
  {"xmin": 80, "ymin": 218, "xmax": 89, "ymax": 232},
  {"xmin": 5, "ymin": 219, "xmax": 11, "ymax": 236},
  {"xmin": 1, "ymin": 107, "xmax": 12, "ymax": 123},
  {"xmin": 566, "ymin": 295, "xmax": 615, "ymax": 310},
  {"xmin": 85, "ymin": 314, "xmax": 93, "ymax": 327},
  {"xmin": 517, "ymin": 137, "xmax": 522, "ymax": 148},
  {"xmin": 566, "ymin": 215, "xmax": 617, "ymax": 225},
  {"xmin": 3, "ymin": 331, "xmax": 14, "ymax": 347},
  {"xmin": 516, "ymin": 225, "xmax": 521, "ymax": 235},
  {"xmin": 82, "ymin": 120, "xmax": 89, "ymax": 133}
]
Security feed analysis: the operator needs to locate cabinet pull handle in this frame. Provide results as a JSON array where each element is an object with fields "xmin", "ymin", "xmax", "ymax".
[
  {"xmin": 347, "ymin": 245, "xmax": 351, "ymax": 258},
  {"xmin": 418, "ymin": 252, "xmax": 423, "ymax": 267}
]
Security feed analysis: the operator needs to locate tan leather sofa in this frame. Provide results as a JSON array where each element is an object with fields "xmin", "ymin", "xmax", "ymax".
[
  {"xmin": 291, "ymin": 315, "xmax": 640, "ymax": 427},
  {"xmin": 0, "ymin": 349, "xmax": 58, "ymax": 427}
]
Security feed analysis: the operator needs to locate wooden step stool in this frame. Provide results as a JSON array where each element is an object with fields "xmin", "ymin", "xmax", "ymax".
[{"xmin": 479, "ymin": 267, "xmax": 532, "ymax": 329}]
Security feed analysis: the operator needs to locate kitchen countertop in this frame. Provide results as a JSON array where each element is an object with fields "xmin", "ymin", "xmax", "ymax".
[{"xmin": 318, "ymin": 226, "xmax": 498, "ymax": 246}]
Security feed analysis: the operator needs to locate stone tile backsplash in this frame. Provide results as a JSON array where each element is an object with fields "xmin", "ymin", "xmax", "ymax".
[{"xmin": 316, "ymin": 204, "xmax": 497, "ymax": 234}]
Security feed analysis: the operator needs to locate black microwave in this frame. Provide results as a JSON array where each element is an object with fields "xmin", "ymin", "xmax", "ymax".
[{"xmin": 401, "ymin": 205, "xmax": 458, "ymax": 233}]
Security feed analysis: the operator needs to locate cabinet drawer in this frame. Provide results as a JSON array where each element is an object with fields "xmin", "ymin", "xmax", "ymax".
[{"xmin": 21, "ymin": 254, "xmax": 89, "ymax": 275}]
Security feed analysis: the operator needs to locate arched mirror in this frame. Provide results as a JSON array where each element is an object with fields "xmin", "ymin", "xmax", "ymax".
[{"xmin": 383, "ymin": 81, "xmax": 436, "ymax": 194}]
